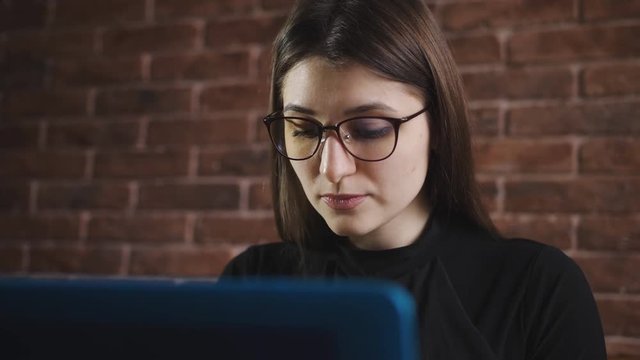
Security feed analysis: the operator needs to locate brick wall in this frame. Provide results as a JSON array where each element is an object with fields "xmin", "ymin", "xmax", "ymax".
[{"xmin": 0, "ymin": 0, "xmax": 639, "ymax": 357}]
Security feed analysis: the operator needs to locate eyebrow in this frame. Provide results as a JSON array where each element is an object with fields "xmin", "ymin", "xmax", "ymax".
[
  {"xmin": 282, "ymin": 102, "xmax": 398, "ymax": 117},
  {"xmin": 282, "ymin": 104, "xmax": 316, "ymax": 115}
]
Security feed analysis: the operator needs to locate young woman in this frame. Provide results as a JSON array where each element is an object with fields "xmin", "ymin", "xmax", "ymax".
[{"xmin": 222, "ymin": 0, "xmax": 607, "ymax": 358}]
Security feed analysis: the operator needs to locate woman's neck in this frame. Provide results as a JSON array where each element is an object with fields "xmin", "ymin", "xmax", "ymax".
[{"xmin": 348, "ymin": 201, "xmax": 431, "ymax": 251}]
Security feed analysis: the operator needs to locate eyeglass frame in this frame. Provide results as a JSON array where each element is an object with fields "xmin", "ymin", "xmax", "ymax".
[{"xmin": 262, "ymin": 107, "xmax": 428, "ymax": 162}]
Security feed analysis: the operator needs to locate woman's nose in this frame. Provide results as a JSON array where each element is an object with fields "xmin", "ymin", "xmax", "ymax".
[{"xmin": 319, "ymin": 133, "xmax": 356, "ymax": 184}]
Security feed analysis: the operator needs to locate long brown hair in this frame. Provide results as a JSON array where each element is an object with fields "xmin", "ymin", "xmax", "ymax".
[{"xmin": 269, "ymin": 0, "xmax": 497, "ymax": 250}]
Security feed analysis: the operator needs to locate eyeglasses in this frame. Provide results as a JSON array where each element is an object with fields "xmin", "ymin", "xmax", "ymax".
[{"xmin": 263, "ymin": 108, "xmax": 427, "ymax": 162}]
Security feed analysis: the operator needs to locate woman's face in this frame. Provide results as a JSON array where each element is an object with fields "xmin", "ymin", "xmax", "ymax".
[{"xmin": 281, "ymin": 57, "xmax": 431, "ymax": 250}]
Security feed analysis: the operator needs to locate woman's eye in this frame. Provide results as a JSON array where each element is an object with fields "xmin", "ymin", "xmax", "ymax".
[
  {"xmin": 356, "ymin": 127, "xmax": 391, "ymax": 139},
  {"xmin": 291, "ymin": 125, "xmax": 320, "ymax": 139},
  {"xmin": 348, "ymin": 123, "xmax": 393, "ymax": 140},
  {"xmin": 285, "ymin": 119, "xmax": 320, "ymax": 139},
  {"xmin": 292, "ymin": 129, "xmax": 318, "ymax": 138}
]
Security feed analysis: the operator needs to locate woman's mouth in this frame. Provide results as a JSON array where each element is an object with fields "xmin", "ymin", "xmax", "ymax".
[{"xmin": 321, "ymin": 194, "xmax": 367, "ymax": 210}]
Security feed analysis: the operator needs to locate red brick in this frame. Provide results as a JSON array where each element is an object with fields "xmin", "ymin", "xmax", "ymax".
[
  {"xmin": 462, "ymin": 68, "xmax": 573, "ymax": 100},
  {"xmin": 598, "ymin": 298, "xmax": 640, "ymax": 337},
  {"xmin": 51, "ymin": 56, "xmax": 143, "ymax": 86},
  {"xmin": 1, "ymin": 89, "xmax": 87, "ymax": 118},
  {"xmin": 508, "ymin": 102, "xmax": 640, "ymax": 136},
  {"xmin": 579, "ymin": 215, "xmax": 640, "ymax": 252},
  {"xmin": 609, "ymin": 353, "xmax": 640, "ymax": 360},
  {"xmin": 584, "ymin": 0, "xmax": 640, "ymax": 21},
  {"xmin": 155, "ymin": 0, "xmax": 255, "ymax": 20},
  {"xmin": 510, "ymin": 25, "xmax": 640, "ymax": 64},
  {"xmin": 199, "ymin": 147, "xmax": 270, "ymax": 176},
  {"xmin": 473, "ymin": 140, "xmax": 573, "ymax": 174},
  {"xmin": 147, "ymin": 118, "xmax": 248, "ymax": 147},
  {"xmin": 151, "ymin": 51, "xmax": 250, "ymax": 81},
  {"xmin": 0, "ymin": 52, "xmax": 47, "ymax": 89},
  {"xmin": 505, "ymin": 180, "xmax": 640, "ymax": 213},
  {"xmin": 5, "ymin": 30, "xmax": 95, "ymax": 57},
  {"xmin": 201, "ymin": 83, "xmax": 269, "ymax": 112},
  {"xmin": 257, "ymin": 47, "xmax": 273, "ymax": 81},
  {"xmin": 580, "ymin": 138, "xmax": 640, "ymax": 175},
  {"xmin": 0, "ymin": 0, "xmax": 47, "ymax": 31},
  {"xmin": 94, "ymin": 150, "xmax": 189, "ymax": 179},
  {"xmin": 95, "ymin": 88, "xmax": 192, "ymax": 115},
  {"xmin": 574, "ymin": 255, "xmax": 640, "ymax": 293},
  {"xmin": 102, "ymin": 24, "xmax": 198, "ymax": 54},
  {"xmin": 584, "ymin": 64, "xmax": 640, "ymax": 97},
  {"xmin": 469, "ymin": 108, "xmax": 499, "ymax": 137},
  {"xmin": 0, "ymin": 215, "xmax": 79, "ymax": 241},
  {"xmin": 259, "ymin": 0, "xmax": 296, "ymax": 11},
  {"xmin": 206, "ymin": 15, "xmax": 286, "ymax": 48},
  {"xmin": 249, "ymin": 181, "xmax": 271, "ymax": 210},
  {"xmin": 130, "ymin": 246, "xmax": 235, "ymax": 277},
  {"xmin": 478, "ymin": 179, "xmax": 497, "ymax": 213},
  {"xmin": 606, "ymin": 338, "xmax": 640, "ymax": 359},
  {"xmin": 0, "ymin": 246, "xmax": 24, "ymax": 272},
  {"xmin": 436, "ymin": 0, "xmax": 574, "ymax": 31},
  {"xmin": 195, "ymin": 216, "xmax": 278, "ymax": 244},
  {"xmin": 29, "ymin": 246, "xmax": 122, "ymax": 275},
  {"xmin": 0, "ymin": 182, "xmax": 30, "ymax": 212},
  {"xmin": 54, "ymin": 0, "xmax": 145, "ymax": 26},
  {"xmin": 47, "ymin": 121, "xmax": 139, "ymax": 148},
  {"xmin": 493, "ymin": 215, "xmax": 572, "ymax": 250},
  {"xmin": 0, "ymin": 124, "xmax": 40, "ymax": 148},
  {"xmin": 0, "ymin": 151, "xmax": 86, "ymax": 179},
  {"xmin": 448, "ymin": 35, "xmax": 501, "ymax": 65},
  {"xmin": 88, "ymin": 215, "xmax": 187, "ymax": 243},
  {"xmin": 38, "ymin": 183, "xmax": 130, "ymax": 210},
  {"xmin": 138, "ymin": 183, "xmax": 240, "ymax": 210}
]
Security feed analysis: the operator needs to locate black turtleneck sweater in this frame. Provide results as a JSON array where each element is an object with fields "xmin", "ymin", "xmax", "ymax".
[{"xmin": 221, "ymin": 215, "xmax": 606, "ymax": 360}]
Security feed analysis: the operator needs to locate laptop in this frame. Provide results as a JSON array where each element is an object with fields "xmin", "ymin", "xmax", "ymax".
[{"xmin": 0, "ymin": 277, "xmax": 419, "ymax": 360}]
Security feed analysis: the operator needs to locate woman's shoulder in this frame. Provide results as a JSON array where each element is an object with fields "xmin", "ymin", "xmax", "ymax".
[
  {"xmin": 446, "ymin": 230, "xmax": 605, "ymax": 356},
  {"xmin": 437, "ymin": 218, "xmax": 555, "ymax": 268},
  {"xmin": 439, "ymin": 219, "xmax": 587, "ymax": 293},
  {"xmin": 483, "ymin": 235, "xmax": 584, "ymax": 282},
  {"xmin": 511, "ymin": 239, "xmax": 606, "ymax": 357},
  {"xmin": 220, "ymin": 242, "xmax": 302, "ymax": 277},
  {"xmin": 494, "ymin": 237, "xmax": 580, "ymax": 277},
  {"xmin": 506, "ymin": 238, "xmax": 592, "ymax": 301},
  {"xmin": 478, "ymin": 237, "xmax": 600, "ymax": 329}
]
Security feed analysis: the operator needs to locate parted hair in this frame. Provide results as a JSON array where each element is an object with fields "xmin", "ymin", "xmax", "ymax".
[{"xmin": 268, "ymin": 0, "xmax": 497, "ymax": 249}]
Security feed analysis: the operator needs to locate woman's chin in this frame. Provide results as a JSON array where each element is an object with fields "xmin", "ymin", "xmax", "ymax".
[{"xmin": 325, "ymin": 220, "xmax": 373, "ymax": 239}]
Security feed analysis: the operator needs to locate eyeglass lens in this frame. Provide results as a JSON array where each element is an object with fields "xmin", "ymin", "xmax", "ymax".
[{"xmin": 269, "ymin": 117, "xmax": 397, "ymax": 161}]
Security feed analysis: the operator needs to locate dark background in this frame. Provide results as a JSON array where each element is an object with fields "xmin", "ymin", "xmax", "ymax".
[{"xmin": 0, "ymin": 0, "xmax": 639, "ymax": 358}]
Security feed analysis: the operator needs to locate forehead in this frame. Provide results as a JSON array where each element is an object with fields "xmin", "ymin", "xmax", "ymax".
[{"xmin": 281, "ymin": 57, "xmax": 423, "ymax": 111}]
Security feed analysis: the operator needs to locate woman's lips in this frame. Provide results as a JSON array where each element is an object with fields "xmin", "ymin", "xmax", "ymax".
[{"xmin": 321, "ymin": 194, "xmax": 367, "ymax": 210}]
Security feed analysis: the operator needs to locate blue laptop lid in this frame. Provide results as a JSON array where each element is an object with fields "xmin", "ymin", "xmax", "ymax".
[{"xmin": 0, "ymin": 277, "xmax": 419, "ymax": 360}]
